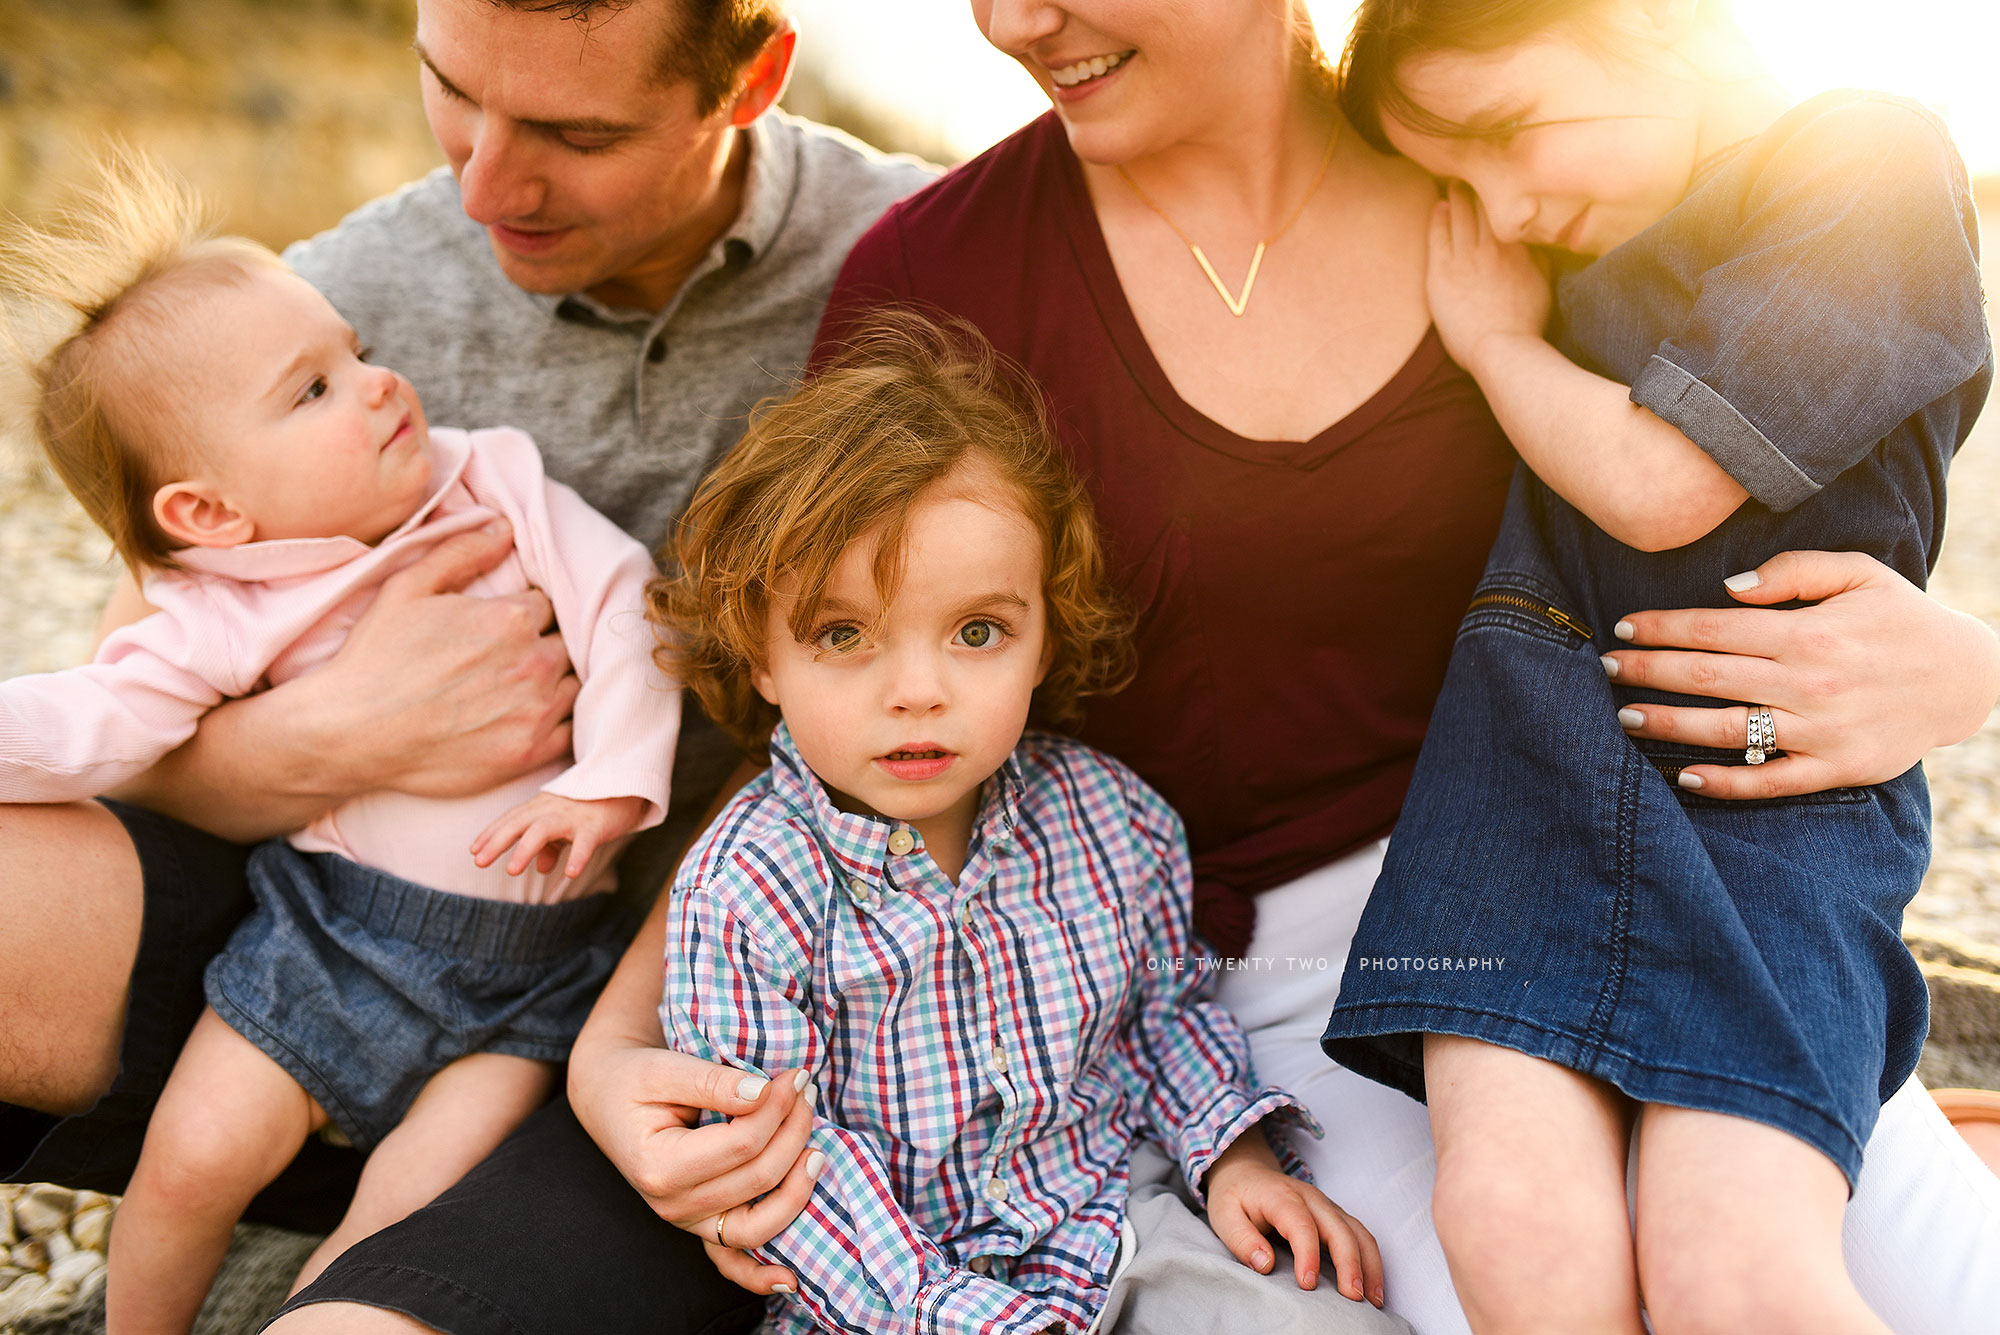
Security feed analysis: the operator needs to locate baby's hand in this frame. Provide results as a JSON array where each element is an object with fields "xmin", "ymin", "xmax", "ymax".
[
  {"xmin": 471, "ymin": 792, "xmax": 645, "ymax": 883},
  {"xmin": 1201, "ymin": 1127, "xmax": 1385, "ymax": 1308},
  {"xmin": 1426, "ymin": 181, "xmax": 1553, "ymax": 374}
]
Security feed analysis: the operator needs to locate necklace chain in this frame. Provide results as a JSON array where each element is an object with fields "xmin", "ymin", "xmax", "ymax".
[{"xmin": 1116, "ymin": 119, "xmax": 1341, "ymax": 318}]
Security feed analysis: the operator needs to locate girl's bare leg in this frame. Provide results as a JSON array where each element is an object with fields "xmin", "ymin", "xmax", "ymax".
[
  {"xmin": 108, "ymin": 1008, "xmax": 322, "ymax": 1335},
  {"xmin": 290, "ymin": 1053, "xmax": 555, "ymax": 1293},
  {"xmin": 1424, "ymin": 1034, "xmax": 1646, "ymax": 1335},
  {"xmin": 1636, "ymin": 1105, "xmax": 1889, "ymax": 1335}
]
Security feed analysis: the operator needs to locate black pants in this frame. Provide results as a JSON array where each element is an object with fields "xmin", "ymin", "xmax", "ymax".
[{"xmin": 2, "ymin": 801, "xmax": 761, "ymax": 1335}]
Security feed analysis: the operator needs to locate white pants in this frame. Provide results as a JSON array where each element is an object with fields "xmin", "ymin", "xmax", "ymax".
[{"xmin": 1214, "ymin": 840, "xmax": 2000, "ymax": 1335}]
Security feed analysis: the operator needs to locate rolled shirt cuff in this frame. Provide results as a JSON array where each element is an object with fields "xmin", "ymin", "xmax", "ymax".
[
  {"xmin": 1629, "ymin": 354, "xmax": 1819, "ymax": 512},
  {"xmin": 1176, "ymin": 1087, "xmax": 1326, "ymax": 1203}
]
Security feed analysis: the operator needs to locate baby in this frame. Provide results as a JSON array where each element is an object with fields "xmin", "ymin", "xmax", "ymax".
[
  {"xmin": 0, "ymin": 156, "xmax": 678, "ymax": 1333},
  {"xmin": 649, "ymin": 314, "xmax": 1406, "ymax": 1335}
]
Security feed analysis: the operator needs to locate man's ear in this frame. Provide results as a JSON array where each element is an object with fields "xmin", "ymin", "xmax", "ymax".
[
  {"xmin": 153, "ymin": 481, "xmax": 254, "ymax": 549},
  {"xmin": 727, "ymin": 18, "xmax": 797, "ymax": 128}
]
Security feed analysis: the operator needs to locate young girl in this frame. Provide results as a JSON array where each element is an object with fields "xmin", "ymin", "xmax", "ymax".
[
  {"xmin": 0, "ymin": 157, "xmax": 680, "ymax": 1334},
  {"xmin": 648, "ymin": 315, "xmax": 1404, "ymax": 1335},
  {"xmin": 1317, "ymin": 1, "xmax": 1991, "ymax": 1330}
]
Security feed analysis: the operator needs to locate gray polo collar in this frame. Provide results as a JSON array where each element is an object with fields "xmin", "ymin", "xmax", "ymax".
[{"xmin": 528, "ymin": 113, "xmax": 797, "ymax": 325}]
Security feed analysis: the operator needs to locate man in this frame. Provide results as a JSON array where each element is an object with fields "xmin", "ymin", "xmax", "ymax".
[{"xmin": 0, "ymin": 1, "xmax": 931, "ymax": 1330}]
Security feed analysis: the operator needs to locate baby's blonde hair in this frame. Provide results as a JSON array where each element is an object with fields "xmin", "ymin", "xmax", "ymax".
[{"xmin": 0, "ymin": 149, "xmax": 285, "ymax": 572}]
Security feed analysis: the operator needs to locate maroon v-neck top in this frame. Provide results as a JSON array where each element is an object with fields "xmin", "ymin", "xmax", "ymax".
[{"xmin": 816, "ymin": 113, "xmax": 1518, "ymax": 957}]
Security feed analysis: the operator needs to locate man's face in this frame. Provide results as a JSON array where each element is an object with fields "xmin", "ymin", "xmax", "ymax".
[{"xmin": 414, "ymin": 0, "xmax": 739, "ymax": 308}]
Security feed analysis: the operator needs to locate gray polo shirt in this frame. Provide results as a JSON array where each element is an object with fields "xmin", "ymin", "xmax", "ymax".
[
  {"xmin": 283, "ymin": 112, "xmax": 934, "ymax": 889},
  {"xmin": 285, "ymin": 111, "xmax": 935, "ymax": 552}
]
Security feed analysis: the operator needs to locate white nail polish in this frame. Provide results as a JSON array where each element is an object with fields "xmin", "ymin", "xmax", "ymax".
[
  {"xmin": 737, "ymin": 1074, "xmax": 769, "ymax": 1101},
  {"xmin": 1617, "ymin": 708, "xmax": 1644, "ymax": 730},
  {"xmin": 1599, "ymin": 655, "xmax": 1620, "ymax": 679},
  {"xmin": 1724, "ymin": 570, "xmax": 1763, "ymax": 593},
  {"xmin": 772, "ymin": 1284, "xmax": 796, "ymax": 1295},
  {"xmin": 791, "ymin": 1068, "xmax": 809, "ymax": 1092},
  {"xmin": 1613, "ymin": 620, "xmax": 1635, "ymax": 642},
  {"xmin": 803, "ymin": 1081, "xmax": 820, "ymax": 1110},
  {"xmin": 1678, "ymin": 772, "xmax": 1705, "ymax": 791},
  {"xmin": 807, "ymin": 1150, "xmax": 827, "ymax": 1177}
]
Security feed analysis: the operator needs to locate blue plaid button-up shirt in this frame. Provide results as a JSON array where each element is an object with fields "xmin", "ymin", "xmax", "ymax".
[{"xmin": 662, "ymin": 724, "xmax": 1318, "ymax": 1335}]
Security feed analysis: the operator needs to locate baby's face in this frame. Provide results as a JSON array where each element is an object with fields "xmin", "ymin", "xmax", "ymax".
[
  {"xmin": 1381, "ymin": 32, "xmax": 1705, "ymax": 257},
  {"xmin": 169, "ymin": 266, "xmax": 433, "ymax": 545},
  {"xmin": 752, "ymin": 458, "xmax": 1054, "ymax": 849}
]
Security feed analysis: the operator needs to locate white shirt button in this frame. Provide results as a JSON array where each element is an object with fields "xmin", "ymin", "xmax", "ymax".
[
  {"xmin": 887, "ymin": 829, "xmax": 915, "ymax": 856},
  {"xmin": 991, "ymin": 1044, "xmax": 1009, "ymax": 1075},
  {"xmin": 847, "ymin": 878, "xmax": 871, "ymax": 905},
  {"xmin": 967, "ymin": 1255, "xmax": 993, "ymax": 1275},
  {"xmin": 983, "ymin": 1177, "xmax": 1009, "ymax": 1204}
]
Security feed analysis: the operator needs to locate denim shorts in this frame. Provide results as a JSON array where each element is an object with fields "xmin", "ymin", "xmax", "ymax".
[
  {"xmin": 1321, "ymin": 491, "xmax": 1931, "ymax": 1188},
  {"xmin": 206, "ymin": 842, "xmax": 633, "ymax": 1151}
]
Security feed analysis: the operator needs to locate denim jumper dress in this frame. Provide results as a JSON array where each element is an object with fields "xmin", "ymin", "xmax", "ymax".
[{"xmin": 1321, "ymin": 91, "xmax": 1993, "ymax": 1184}]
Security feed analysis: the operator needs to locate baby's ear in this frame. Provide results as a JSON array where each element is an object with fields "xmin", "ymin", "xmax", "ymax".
[{"xmin": 154, "ymin": 481, "xmax": 254, "ymax": 549}]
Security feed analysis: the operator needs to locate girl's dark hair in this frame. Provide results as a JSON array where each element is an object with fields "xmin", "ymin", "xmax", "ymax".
[{"xmin": 1340, "ymin": 0, "xmax": 1641, "ymax": 151}]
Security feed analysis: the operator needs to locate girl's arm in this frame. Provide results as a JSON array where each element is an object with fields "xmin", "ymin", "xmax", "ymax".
[{"xmin": 1426, "ymin": 184, "xmax": 1746, "ymax": 550}]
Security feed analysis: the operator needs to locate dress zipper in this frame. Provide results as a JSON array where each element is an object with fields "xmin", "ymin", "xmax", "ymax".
[{"xmin": 1466, "ymin": 592, "xmax": 1594, "ymax": 640}]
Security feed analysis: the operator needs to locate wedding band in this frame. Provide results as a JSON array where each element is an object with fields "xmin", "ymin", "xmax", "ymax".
[
  {"xmin": 716, "ymin": 1208, "xmax": 729, "ymax": 1248},
  {"xmin": 1745, "ymin": 707, "xmax": 1776, "ymax": 765}
]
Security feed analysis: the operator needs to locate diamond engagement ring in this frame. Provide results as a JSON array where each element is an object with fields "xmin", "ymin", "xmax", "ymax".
[{"xmin": 1745, "ymin": 707, "xmax": 1777, "ymax": 765}]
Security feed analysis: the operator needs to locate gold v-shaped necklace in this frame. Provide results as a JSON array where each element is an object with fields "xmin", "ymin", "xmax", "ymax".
[{"xmin": 1116, "ymin": 120, "xmax": 1340, "ymax": 318}]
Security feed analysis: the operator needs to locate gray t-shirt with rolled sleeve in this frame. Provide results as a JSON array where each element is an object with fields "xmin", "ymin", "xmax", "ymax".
[{"xmin": 284, "ymin": 112, "xmax": 935, "ymax": 889}]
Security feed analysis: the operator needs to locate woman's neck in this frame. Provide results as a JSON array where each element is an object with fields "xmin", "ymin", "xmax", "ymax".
[{"xmin": 1082, "ymin": 66, "xmax": 1340, "ymax": 238}]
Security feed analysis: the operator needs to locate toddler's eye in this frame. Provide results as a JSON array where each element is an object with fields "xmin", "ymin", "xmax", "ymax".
[
  {"xmin": 955, "ymin": 620, "xmax": 1002, "ymax": 649},
  {"xmin": 298, "ymin": 375, "xmax": 328, "ymax": 405},
  {"xmin": 814, "ymin": 624, "xmax": 862, "ymax": 653},
  {"xmin": 356, "ymin": 345, "xmax": 375, "ymax": 362}
]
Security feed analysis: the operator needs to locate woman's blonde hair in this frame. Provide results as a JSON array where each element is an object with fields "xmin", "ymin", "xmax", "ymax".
[
  {"xmin": 1, "ymin": 149, "xmax": 284, "ymax": 572},
  {"xmin": 649, "ymin": 311, "xmax": 1135, "ymax": 756}
]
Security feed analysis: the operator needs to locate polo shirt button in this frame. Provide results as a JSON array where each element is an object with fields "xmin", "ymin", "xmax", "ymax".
[
  {"xmin": 847, "ymin": 878, "xmax": 870, "ymax": 905},
  {"xmin": 983, "ymin": 1177, "xmax": 1009, "ymax": 1204},
  {"xmin": 887, "ymin": 829, "xmax": 915, "ymax": 856},
  {"xmin": 646, "ymin": 336, "xmax": 667, "ymax": 363}
]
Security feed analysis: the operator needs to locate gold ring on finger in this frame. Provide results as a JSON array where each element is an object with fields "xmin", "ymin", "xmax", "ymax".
[{"xmin": 716, "ymin": 1207, "xmax": 729, "ymax": 1248}]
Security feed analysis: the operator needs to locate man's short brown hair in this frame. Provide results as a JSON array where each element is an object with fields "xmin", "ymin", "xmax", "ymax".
[
  {"xmin": 498, "ymin": 0, "xmax": 781, "ymax": 115},
  {"xmin": 648, "ymin": 311, "xmax": 1134, "ymax": 756}
]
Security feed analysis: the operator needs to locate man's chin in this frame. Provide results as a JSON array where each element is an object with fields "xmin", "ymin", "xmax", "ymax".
[{"xmin": 483, "ymin": 233, "xmax": 592, "ymax": 295}]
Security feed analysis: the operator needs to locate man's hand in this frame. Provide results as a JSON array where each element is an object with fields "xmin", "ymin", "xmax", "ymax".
[
  {"xmin": 1427, "ymin": 181, "xmax": 1553, "ymax": 376},
  {"xmin": 1202, "ymin": 1127, "xmax": 1386, "ymax": 1308},
  {"xmin": 472, "ymin": 792, "xmax": 646, "ymax": 883}
]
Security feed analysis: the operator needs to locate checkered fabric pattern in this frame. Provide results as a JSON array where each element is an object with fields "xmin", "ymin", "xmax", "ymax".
[{"xmin": 662, "ymin": 724, "xmax": 1319, "ymax": 1335}]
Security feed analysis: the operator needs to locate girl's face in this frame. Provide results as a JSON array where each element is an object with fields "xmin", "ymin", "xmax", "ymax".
[
  {"xmin": 153, "ymin": 266, "xmax": 434, "ymax": 549},
  {"xmin": 1380, "ymin": 26, "xmax": 1706, "ymax": 256},
  {"xmin": 752, "ymin": 458, "xmax": 1054, "ymax": 856},
  {"xmin": 970, "ymin": 0, "xmax": 1294, "ymax": 164}
]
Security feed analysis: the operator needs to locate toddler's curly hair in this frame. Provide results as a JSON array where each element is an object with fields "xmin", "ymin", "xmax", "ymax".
[{"xmin": 648, "ymin": 311, "xmax": 1134, "ymax": 756}]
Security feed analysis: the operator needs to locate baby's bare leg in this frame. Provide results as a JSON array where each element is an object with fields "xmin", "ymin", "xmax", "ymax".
[
  {"xmin": 108, "ymin": 1007, "xmax": 322, "ymax": 1335},
  {"xmin": 1636, "ymin": 1105, "xmax": 1888, "ymax": 1335},
  {"xmin": 291, "ymin": 1053, "xmax": 555, "ymax": 1293},
  {"xmin": 1424, "ymin": 1034, "xmax": 1645, "ymax": 1335}
]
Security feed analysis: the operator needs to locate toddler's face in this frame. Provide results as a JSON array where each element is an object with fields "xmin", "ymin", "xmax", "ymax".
[
  {"xmin": 752, "ymin": 458, "xmax": 1053, "ymax": 848},
  {"xmin": 1380, "ymin": 31, "xmax": 1705, "ymax": 257},
  {"xmin": 163, "ymin": 266, "xmax": 433, "ymax": 546}
]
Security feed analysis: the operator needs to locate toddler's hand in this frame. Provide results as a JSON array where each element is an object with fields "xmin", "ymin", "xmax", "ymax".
[
  {"xmin": 471, "ymin": 792, "xmax": 645, "ymax": 883},
  {"xmin": 1426, "ymin": 181, "xmax": 1553, "ymax": 374},
  {"xmin": 1202, "ymin": 1127, "xmax": 1385, "ymax": 1308}
]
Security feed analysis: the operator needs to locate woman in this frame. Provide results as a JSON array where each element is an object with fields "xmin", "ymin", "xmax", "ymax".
[{"xmin": 279, "ymin": 2, "xmax": 2000, "ymax": 1332}]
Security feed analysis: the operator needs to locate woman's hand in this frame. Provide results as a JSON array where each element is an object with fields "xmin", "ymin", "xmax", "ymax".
[
  {"xmin": 1608, "ymin": 550, "xmax": 2000, "ymax": 798},
  {"xmin": 1202, "ymin": 1129, "xmax": 1385, "ymax": 1308},
  {"xmin": 569, "ymin": 1042, "xmax": 820, "ymax": 1294}
]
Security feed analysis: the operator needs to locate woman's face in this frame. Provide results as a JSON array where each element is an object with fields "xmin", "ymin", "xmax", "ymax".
[{"xmin": 970, "ymin": 0, "xmax": 1295, "ymax": 163}]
